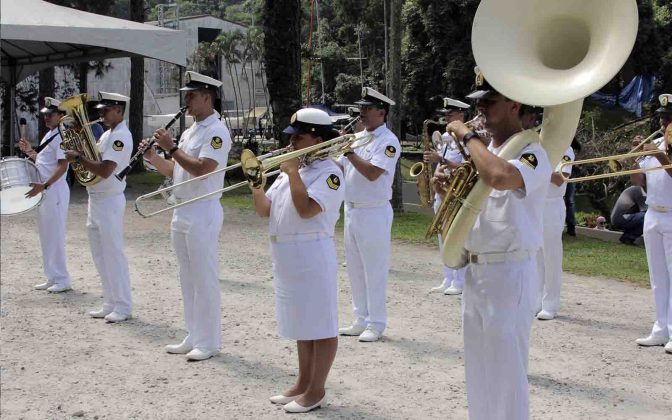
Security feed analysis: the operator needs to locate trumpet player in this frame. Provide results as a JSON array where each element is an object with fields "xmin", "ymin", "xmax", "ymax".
[
  {"xmin": 440, "ymin": 70, "xmax": 551, "ymax": 420},
  {"xmin": 142, "ymin": 71, "xmax": 231, "ymax": 361},
  {"xmin": 65, "ymin": 91, "xmax": 133, "ymax": 323},
  {"xmin": 250, "ymin": 109, "xmax": 344, "ymax": 413},
  {"xmin": 426, "ymin": 97, "xmax": 470, "ymax": 295},
  {"xmin": 337, "ymin": 88, "xmax": 400, "ymax": 343},
  {"xmin": 632, "ymin": 93, "xmax": 672, "ymax": 355},
  {"xmin": 18, "ymin": 97, "xmax": 72, "ymax": 293}
]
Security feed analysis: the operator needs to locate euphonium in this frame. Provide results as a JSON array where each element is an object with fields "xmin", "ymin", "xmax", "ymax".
[
  {"xmin": 57, "ymin": 94, "xmax": 103, "ymax": 186},
  {"xmin": 409, "ymin": 119, "xmax": 442, "ymax": 208},
  {"xmin": 433, "ymin": 0, "xmax": 638, "ymax": 268}
]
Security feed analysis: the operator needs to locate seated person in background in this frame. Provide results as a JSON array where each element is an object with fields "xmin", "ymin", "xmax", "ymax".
[{"xmin": 610, "ymin": 185, "xmax": 647, "ymax": 245}]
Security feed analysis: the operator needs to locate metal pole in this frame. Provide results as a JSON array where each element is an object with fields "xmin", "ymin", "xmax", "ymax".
[
  {"xmin": 358, "ymin": 25, "xmax": 364, "ymax": 89},
  {"xmin": 383, "ymin": 0, "xmax": 389, "ymax": 94},
  {"xmin": 9, "ymin": 71, "xmax": 17, "ymax": 156},
  {"xmin": 314, "ymin": 0, "xmax": 326, "ymax": 103}
]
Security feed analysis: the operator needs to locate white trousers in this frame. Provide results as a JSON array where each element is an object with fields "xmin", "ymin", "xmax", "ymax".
[
  {"xmin": 87, "ymin": 194, "xmax": 132, "ymax": 315},
  {"xmin": 434, "ymin": 197, "xmax": 465, "ymax": 289},
  {"xmin": 344, "ymin": 203, "xmax": 393, "ymax": 332},
  {"xmin": 643, "ymin": 209, "xmax": 672, "ymax": 339},
  {"xmin": 37, "ymin": 180, "xmax": 71, "ymax": 287},
  {"xmin": 536, "ymin": 198, "xmax": 566, "ymax": 314},
  {"xmin": 463, "ymin": 257, "xmax": 536, "ymax": 420},
  {"xmin": 171, "ymin": 200, "xmax": 223, "ymax": 351}
]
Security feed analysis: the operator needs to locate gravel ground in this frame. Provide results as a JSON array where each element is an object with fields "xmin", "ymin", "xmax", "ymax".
[{"xmin": 1, "ymin": 186, "xmax": 670, "ymax": 420}]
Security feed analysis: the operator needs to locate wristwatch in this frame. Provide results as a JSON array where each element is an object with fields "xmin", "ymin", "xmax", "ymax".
[
  {"xmin": 462, "ymin": 131, "xmax": 480, "ymax": 146},
  {"xmin": 43, "ymin": 182, "xmax": 50, "ymax": 190},
  {"xmin": 343, "ymin": 150, "xmax": 354, "ymax": 157},
  {"xmin": 169, "ymin": 146, "xmax": 179, "ymax": 156}
]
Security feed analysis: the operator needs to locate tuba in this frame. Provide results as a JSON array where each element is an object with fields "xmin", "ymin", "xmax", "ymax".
[
  {"xmin": 409, "ymin": 119, "xmax": 442, "ymax": 208},
  {"xmin": 58, "ymin": 94, "xmax": 104, "ymax": 186},
  {"xmin": 434, "ymin": 0, "xmax": 639, "ymax": 268}
]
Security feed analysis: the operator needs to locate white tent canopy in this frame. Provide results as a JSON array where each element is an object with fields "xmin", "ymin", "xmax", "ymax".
[{"xmin": 0, "ymin": 0, "xmax": 187, "ymax": 81}]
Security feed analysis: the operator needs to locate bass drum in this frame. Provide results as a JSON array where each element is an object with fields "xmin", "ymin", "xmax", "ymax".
[{"xmin": 0, "ymin": 157, "xmax": 44, "ymax": 216}]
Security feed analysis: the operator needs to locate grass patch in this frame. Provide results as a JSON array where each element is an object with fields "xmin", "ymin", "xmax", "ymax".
[
  {"xmin": 220, "ymin": 188, "xmax": 255, "ymax": 209},
  {"xmin": 562, "ymin": 234, "xmax": 649, "ymax": 286},
  {"xmin": 126, "ymin": 171, "xmax": 165, "ymax": 185}
]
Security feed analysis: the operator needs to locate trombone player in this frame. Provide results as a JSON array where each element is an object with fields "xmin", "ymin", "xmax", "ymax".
[
  {"xmin": 141, "ymin": 71, "xmax": 232, "ymax": 361},
  {"xmin": 632, "ymin": 93, "xmax": 672, "ymax": 355}
]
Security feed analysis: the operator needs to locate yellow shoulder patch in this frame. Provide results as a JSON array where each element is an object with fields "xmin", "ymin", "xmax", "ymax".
[
  {"xmin": 562, "ymin": 155, "xmax": 571, "ymax": 162},
  {"xmin": 112, "ymin": 140, "xmax": 124, "ymax": 151},
  {"xmin": 384, "ymin": 145, "xmax": 396, "ymax": 158},
  {"xmin": 211, "ymin": 136, "xmax": 223, "ymax": 149},
  {"xmin": 59, "ymin": 142, "xmax": 66, "ymax": 150},
  {"xmin": 326, "ymin": 174, "xmax": 341, "ymax": 190},
  {"xmin": 519, "ymin": 153, "xmax": 538, "ymax": 169}
]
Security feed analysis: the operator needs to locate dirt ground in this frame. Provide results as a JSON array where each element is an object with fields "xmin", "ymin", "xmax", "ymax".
[{"xmin": 1, "ymin": 186, "xmax": 670, "ymax": 420}]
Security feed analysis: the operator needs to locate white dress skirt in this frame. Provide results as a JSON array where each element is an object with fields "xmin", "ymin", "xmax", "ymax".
[{"xmin": 271, "ymin": 238, "xmax": 339, "ymax": 340}]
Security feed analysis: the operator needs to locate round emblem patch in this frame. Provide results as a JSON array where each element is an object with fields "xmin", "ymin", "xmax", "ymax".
[
  {"xmin": 326, "ymin": 174, "xmax": 341, "ymax": 190},
  {"xmin": 384, "ymin": 145, "xmax": 396, "ymax": 158},
  {"xmin": 211, "ymin": 136, "xmax": 223, "ymax": 149},
  {"xmin": 112, "ymin": 140, "xmax": 124, "ymax": 151},
  {"xmin": 60, "ymin": 142, "xmax": 66, "ymax": 150}
]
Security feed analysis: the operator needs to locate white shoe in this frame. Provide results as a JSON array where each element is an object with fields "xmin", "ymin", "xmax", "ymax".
[
  {"xmin": 430, "ymin": 282, "xmax": 449, "ymax": 293},
  {"xmin": 186, "ymin": 348, "xmax": 217, "ymax": 361},
  {"xmin": 89, "ymin": 308, "xmax": 113, "ymax": 319},
  {"xmin": 104, "ymin": 312, "xmax": 131, "ymax": 323},
  {"xmin": 270, "ymin": 394, "xmax": 298, "ymax": 405},
  {"xmin": 665, "ymin": 341, "xmax": 672, "ymax": 354},
  {"xmin": 635, "ymin": 335, "xmax": 669, "ymax": 347},
  {"xmin": 34, "ymin": 282, "xmax": 54, "ymax": 290},
  {"xmin": 443, "ymin": 286, "xmax": 463, "ymax": 295},
  {"xmin": 537, "ymin": 310, "xmax": 556, "ymax": 320},
  {"xmin": 283, "ymin": 393, "xmax": 327, "ymax": 413},
  {"xmin": 47, "ymin": 284, "xmax": 71, "ymax": 293},
  {"xmin": 165, "ymin": 339, "xmax": 193, "ymax": 355},
  {"xmin": 338, "ymin": 324, "xmax": 366, "ymax": 336},
  {"xmin": 358, "ymin": 326, "xmax": 382, "ymax": 342}
]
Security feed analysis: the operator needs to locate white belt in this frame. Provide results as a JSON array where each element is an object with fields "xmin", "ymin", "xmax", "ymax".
[
  {"xmin": 651, "ymin": 205, "xmax": 672, "ymax": 213},
  {"xmin": 270, "ymin": 232, "xmax": 331, "ymax": 243},
  {"xmin": 346, "ymin": 200, "xmax": 388, "ymax": 209},
  {"xmin": 467, "ymin": 250, "xmax": 533, "ymax": 265},
  {"xmin": 87, "ymin": 190, "xmax": 122, "ymax": 198}
]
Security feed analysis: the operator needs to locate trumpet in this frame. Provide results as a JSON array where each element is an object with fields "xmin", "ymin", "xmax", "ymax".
[
  {"xmin": 241, "ymin": 131, "xmax": 374, "ymax": 188},
  {"xmin": 561, "ymin": 125, "xmax": 672, "ymax": 183},
  {"xmin": 134, "ymin": 147, "xmax": 289, "ymax": 218}
]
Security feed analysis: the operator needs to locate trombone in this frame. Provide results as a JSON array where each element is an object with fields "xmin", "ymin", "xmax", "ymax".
[
  {"xmin": 561, "ymin": 126, "xmax": 672, "ymax": 183},
  {"xmin": 134, "ymin": 148, "xmax": 288, "ymax": 218},
  {"xmin": 241, "ymin": 131, "xmax": 374, "ymax": 188}
]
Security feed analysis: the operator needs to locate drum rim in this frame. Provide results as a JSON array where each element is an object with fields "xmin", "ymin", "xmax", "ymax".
[
  {"xmin": 0, "ymin": 189, "xmax": 44, "ymax": 216},
  {"xmin": 0, "ymin": 157, "xmax": 45, "ymax": 216}
]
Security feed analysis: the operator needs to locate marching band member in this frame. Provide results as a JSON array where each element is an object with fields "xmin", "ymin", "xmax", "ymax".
[
  {"xmin": 142, "ymin": 72, "xmax": 231, "ymax": 361},
  {"xmin": 337, "ymin": 88, "xmax": 400, "ymax": 343},
  {"xmin": 250, "ymin": 108, "xmax": 344, "ymax": 413},
  {"xmin": 633, "ymin": 93, "xmax": 672, "ymax": 355},
  {"xmin": 426, "ymin": 97, "xmax": 470, "ymax": 295},
  {"xmin": 18, "ymin": 97, "xmax": 72, "ymax": 293},
  {"xmin": 65, "ymin": 91, "xmax": 133, "ymax": 323},
  {"xmin": 536, "ymin": 120, "xmax": 574, "ymax": 320},
  {"xmin": 438, "ymin": 70, "xmax": 551, "ymax": 419}
]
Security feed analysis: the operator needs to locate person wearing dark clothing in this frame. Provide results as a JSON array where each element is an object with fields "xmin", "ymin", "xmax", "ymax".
[{"xmin": 611, "ymin": 186, "xmax": 647, "ymax": 245}]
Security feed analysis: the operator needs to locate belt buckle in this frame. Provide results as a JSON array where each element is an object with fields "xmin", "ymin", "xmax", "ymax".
[
  {"xmin": 655, "ymin": 206, "xmax": 668, "ymax": 212},
  {"xmin": 469, "ymin": 254, "xmax": 478, "ymax": 264}
]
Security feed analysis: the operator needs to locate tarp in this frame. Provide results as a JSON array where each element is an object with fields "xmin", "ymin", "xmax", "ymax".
[
  {"xmin": 590, "ymin": 75, "xmax": 656, "ymax": 117},
  {"xmin": 0, "ymin": 0, "xmax": 187, "ymax": 81}
]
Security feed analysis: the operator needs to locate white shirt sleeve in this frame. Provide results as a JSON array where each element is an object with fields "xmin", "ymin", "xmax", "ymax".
[
  {"xmin": 555, "ymin": 147, "xmax": 575, "ymax": 176},
  {"xmin": 306, "ymin": 168, "xmax": 345, "ymax": 212},
  {"xmin": 265, "ymin": 173, "xmax": 284, "ymax": 201},
  {"xmin": 508, "ymin": 144, "xmax": 551, "ymax": 198},
  {"xmin": 369, "ymin": 135, "xmax": 401, "ymax": 174},
  {"xmin": 54, "ymin": 135, "xmax": 66, "ymax": 160},
  {"xmin": 101, "ymin": 132, "xmax": 132, "ymax": 167},
  {"xmin": 199, "ymin": 126, "xmax": 232, "ymax": 166}
]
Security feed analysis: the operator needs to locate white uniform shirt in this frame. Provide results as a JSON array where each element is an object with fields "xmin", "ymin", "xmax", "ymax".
[
  {"xmin": 639, "ymin": 137, "xmax": 672, "ymax": 208},
  {"xmin": 87, "ymin": 120, "xmax": 132, "ymax": 194},
  {"xmin": 35, "ymin": 128, "xmax": 67, "ymax": 184},
  {"xmin": 266, "ymin": 159, "xmax": 345, "ymax": 237},
  {"xmin": 547, "ymin": 146, "xmax": 575, "ymax": 199},
  {"xmin": 465, "ymin": 140, "xmax": 552, "ymax": 253},
  {"xmin": 338, "ymin": 123, "xmax": 400, "ymax": 203},
  {"xmin": 172, "ymin": 112, "xmax": 231, "ymax": 201}
]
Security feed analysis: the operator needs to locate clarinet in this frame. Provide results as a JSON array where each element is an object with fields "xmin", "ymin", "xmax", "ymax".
[{"xmin": 115, "ymin": 106, "xmax": 187, "ymax": 181}]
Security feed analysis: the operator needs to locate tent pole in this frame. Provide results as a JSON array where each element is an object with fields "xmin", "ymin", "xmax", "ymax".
[
  {"xmin": 178, "ymin": 66, "xmax": 185, "ymax": 135},
  {"xmin": 9, "ymin": 70, "xmax": 17, "ymax": 156}
]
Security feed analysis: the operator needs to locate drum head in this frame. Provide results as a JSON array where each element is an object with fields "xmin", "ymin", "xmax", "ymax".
[{"xmin": 0, "ymin": 187, "xmax": 43, "ymax": 215}]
